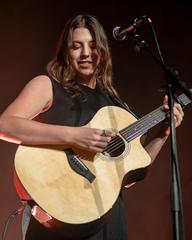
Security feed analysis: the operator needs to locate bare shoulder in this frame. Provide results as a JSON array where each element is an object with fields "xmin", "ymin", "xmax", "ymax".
[
  {"xmin": 21, "ymin": 74, "xmax": 53, "ymax": 100},
  {"xmin": 1, "ymin": 75, "xmax": 54, "ymax": 119},
  {"xmin": 26, "ymin": 75, "xmax": 52, "ymax": 89}
]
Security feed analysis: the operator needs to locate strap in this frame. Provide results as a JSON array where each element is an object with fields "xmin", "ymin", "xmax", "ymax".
[
  {"xmin": 109, "ymin": 94, "xmax": 139, "ymax": 119},
  {"xmin": 21, "ymin": 202, "xmax": 32, "ymax": 240}
]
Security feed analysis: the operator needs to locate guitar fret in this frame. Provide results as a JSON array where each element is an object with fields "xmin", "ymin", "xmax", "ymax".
[
  {"xmin": 120, "ymin": 89, "xmax": 192, "ymax": 143},
  {"xmin": 120, "ymin": 107, "xmax": 163, "ymax": 141},
  {"xmin": 179, "ymin": 93, "xmax": 191, "ymax": 106}
]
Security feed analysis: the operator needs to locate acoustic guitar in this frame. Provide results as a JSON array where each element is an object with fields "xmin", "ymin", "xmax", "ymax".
[{"xmin": 14, "ymin": 91, "xmax": 191, "ymax": 238}]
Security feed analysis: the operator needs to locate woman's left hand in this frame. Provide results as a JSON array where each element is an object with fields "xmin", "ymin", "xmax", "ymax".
[{"xmin": 162, "ymin": 95, "xmax": 184, "ymax": 136}]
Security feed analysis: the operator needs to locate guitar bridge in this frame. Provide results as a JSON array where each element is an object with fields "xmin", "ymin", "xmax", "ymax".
[{"xmin": 65, "ymin": 149, "xmax": 96, "ymax": 183}]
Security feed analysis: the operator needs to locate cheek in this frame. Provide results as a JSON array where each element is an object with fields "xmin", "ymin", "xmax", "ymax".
[
  {"xmin": 92, "ymin": 52, "xmax": 100, "ymax": 65},
  {"xmin": 69, "ymin": 50, "xmax": 79, "ymax": 62}
]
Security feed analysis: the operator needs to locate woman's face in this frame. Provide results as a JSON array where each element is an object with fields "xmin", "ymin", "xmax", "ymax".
[{"xmin": 68, "ymin": 27, "xmax": 100, "ymax": 83}]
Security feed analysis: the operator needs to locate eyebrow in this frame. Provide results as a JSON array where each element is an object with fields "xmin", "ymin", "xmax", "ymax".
[{"xmin": 72, "ymin": 40, "xmax": 96, "ymax": 43}]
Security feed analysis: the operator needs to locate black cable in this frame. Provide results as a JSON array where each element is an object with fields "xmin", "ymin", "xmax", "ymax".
[{"xmin": 2, "ymin": 205, "xmax": 24, "ymax": 240}]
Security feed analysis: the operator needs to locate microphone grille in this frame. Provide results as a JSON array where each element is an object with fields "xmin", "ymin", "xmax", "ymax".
[{"xmin": 112, "ymin": 26, "xmax": 126, "ymax": 41}]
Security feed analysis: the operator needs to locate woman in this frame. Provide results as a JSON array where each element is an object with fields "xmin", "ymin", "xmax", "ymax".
[{"xmin": 0, "ymin": 14, "xmax": 184, "ymax": 240}]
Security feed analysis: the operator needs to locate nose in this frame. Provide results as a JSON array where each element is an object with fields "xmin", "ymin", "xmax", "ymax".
[{"xmin": 81, "ymin": 45, "xmax": 90, "ymax": 57}]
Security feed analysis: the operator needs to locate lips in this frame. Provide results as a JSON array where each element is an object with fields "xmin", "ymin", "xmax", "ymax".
[{"xmin": 78, "ymin": 61, "xmax": 93, "ymax": 68}]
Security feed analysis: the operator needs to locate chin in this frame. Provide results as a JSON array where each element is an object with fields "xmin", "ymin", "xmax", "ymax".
[{"xmin": 79, "ymin": 71, "xmax": 94, "ymax": 79}]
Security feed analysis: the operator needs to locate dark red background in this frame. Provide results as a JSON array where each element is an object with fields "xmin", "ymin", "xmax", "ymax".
[{"xmin": 0, "ymin": 1, "xmax": 191, "ymax": 239}]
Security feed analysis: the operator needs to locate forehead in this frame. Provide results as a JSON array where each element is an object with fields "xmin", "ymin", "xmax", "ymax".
[{"xmin": 72, "ymin": 27, "xmax": 94, "ymax": 42}]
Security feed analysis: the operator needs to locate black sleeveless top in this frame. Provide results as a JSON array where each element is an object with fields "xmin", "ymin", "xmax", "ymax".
[
  {"xmin": 39, "ymin": 80, "xmax": 118, "ymax": 126},
  {"xmin": 26, "ymin": 79, "xmax": 128, "ymax": 240}
]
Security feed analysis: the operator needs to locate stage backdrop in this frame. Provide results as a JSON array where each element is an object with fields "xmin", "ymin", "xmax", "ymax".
[{"xmin": 0, "ymin": 1, "xmax": 191, "ymax": 239}]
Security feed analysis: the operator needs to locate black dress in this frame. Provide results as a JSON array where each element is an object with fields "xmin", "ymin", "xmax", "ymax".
[{"xmin": 26, "ymin": 79, "xmax": 128, "ymax": 240}]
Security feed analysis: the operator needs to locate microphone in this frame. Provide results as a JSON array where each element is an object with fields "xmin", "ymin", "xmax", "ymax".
[{"xmin": 113, "ymin": 15, "xmax": 148, "ymax": 41}]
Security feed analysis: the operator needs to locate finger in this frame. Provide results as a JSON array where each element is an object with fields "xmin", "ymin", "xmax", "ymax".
[
  {"xmin": 100, "ymin": 130, "xmax": 116, "ymax": 141},
  {"xmin": 162, "ymin": 95, "xmax": 169, "ymax": 111},
  {"xmin": 87, "ymin": 145, "xmax": 105, "ymax": 153},
  {"xmin": 100, "ymin": 136, "xmax": 112, "ymax": 143},
  {"xmin": 162, "ymin": 104, "xmax": 169, "ymax": 112},
  {"xmin": 95, "ymin": 140, "xmax": 109, "ymax": 148},
  {"xmin": 95, "ymin": 129, "xmax": 115, "ymax": 138},
  {"xmin": 174, "ymin": 103, "xmax": 184, "ymax": 117},
  {"xmin": 174, "ymin": 105, "xmax": 184, "ymax": 121},
  {"xmin": 163, "ymin": 95, "xmax": 168, "ymax": 105},
  {"xmin": 91, "ymin": 147, "xmax": 105, "ymax": 153},
  {"xmin": 103, "ymin": 129, "xmax": 115, "ymax": 137},
  {"xmin": 89, "ymin": 142, "xmax": 108, "ymax": 153},
  {"xmin": 93, "ymin": 132, "xmax": 112, "ymax": 143}
]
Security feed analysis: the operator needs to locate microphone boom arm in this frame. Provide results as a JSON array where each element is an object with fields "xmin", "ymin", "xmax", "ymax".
[
  {"xmin": 131, "ymin": 33, "xmax": 192, "ymax": 100},
  {"xmin": 113, "ymin": 15, "xmax": 148, "ymax": 41}
]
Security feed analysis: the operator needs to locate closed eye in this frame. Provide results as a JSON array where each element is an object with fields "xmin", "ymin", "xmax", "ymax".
[{"xmin": 71, "ymin": 43, "xmax": 81, "ymax": 50}]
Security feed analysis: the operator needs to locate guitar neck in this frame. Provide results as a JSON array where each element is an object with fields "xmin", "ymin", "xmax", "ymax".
[{"xmin": 120, "ymin": 90, "xmax": 192, "ymax": 142}]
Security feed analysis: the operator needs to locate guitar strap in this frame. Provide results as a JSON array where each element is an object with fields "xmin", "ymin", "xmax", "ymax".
[
  {"xmin": 21, "ymin": 202, "xmax": 32, "ymax": 240},
  {"xmin": 108, "ymin": 93, "xmax": 139, "ymax": 119}
]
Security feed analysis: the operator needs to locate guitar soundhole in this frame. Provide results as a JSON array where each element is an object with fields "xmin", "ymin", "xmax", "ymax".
[{"xmin": 102, "ymin": 135, "xmax": 125, "ymax": 158}]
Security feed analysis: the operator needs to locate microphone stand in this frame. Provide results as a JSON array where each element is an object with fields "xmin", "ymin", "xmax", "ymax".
[{"xmin": 130, "ymin": 28, "xmax": 191, "ymax": 240}]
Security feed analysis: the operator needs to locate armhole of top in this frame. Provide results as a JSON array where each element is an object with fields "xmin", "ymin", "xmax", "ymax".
[{"xmin": 41, "ymin": 76, "xmax": 55, "ymax": 113}]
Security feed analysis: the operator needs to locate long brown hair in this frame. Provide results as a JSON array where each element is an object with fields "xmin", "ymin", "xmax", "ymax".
[{"xmin": 47, "ymin": 14, "xmax": 119, "ymax": 98}]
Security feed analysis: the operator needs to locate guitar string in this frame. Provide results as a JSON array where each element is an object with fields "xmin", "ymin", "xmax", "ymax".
[
  {"xmin": 104, "ymin": 109, "xmax": 163, "ymax": 154},
  {"xmin": 104, "ymin": 108, "xmax": 165, "ymax": 154},
  {"xmin": 121, "ymin": 93, "xmax": 188, "ymax": 139},
  {"xmin": 105, "ymin": 93, "xmax": 189, "ymax": 155},
  {"xmin": 105, "ymin": 108, "xmax": 163, "ymax": 148},
  {"xmin": 121, "ymin": 109, "xmax": 165, "ymax": 139},
  {"xmin": 121, "ymin": 108, "xmax": 163, "ymax": 136}
]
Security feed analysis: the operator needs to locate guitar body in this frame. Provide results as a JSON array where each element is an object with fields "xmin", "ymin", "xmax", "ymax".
[{"xmin": 14, "ymin": 106, "xmax": 151, "ymax": 238}]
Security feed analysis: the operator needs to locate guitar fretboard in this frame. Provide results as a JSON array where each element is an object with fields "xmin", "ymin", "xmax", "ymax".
[{"xmin": 120, "ymin": 90, "xmax": 191, "ymax": 142}]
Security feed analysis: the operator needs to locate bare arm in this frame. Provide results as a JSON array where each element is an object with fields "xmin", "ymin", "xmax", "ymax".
[
  {"xmin": 144, "ymin": 134, "xmax": 168, "ymax": 163},
  {"xmin": 144, "ymin": 95, "xmax": 184, "ymax": 163},
  {"xmin": 0, "ymin": 75, "xmax": 112, "ymax": 152},
  {"xmin": 0, "ymin": 75, "xmax": 60, "ymax": 144}
]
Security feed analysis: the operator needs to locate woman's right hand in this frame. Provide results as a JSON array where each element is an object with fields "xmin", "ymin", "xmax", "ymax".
[{"xmin": 66, "ymin": 127, "xmax": 115, "ymax": 153}]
